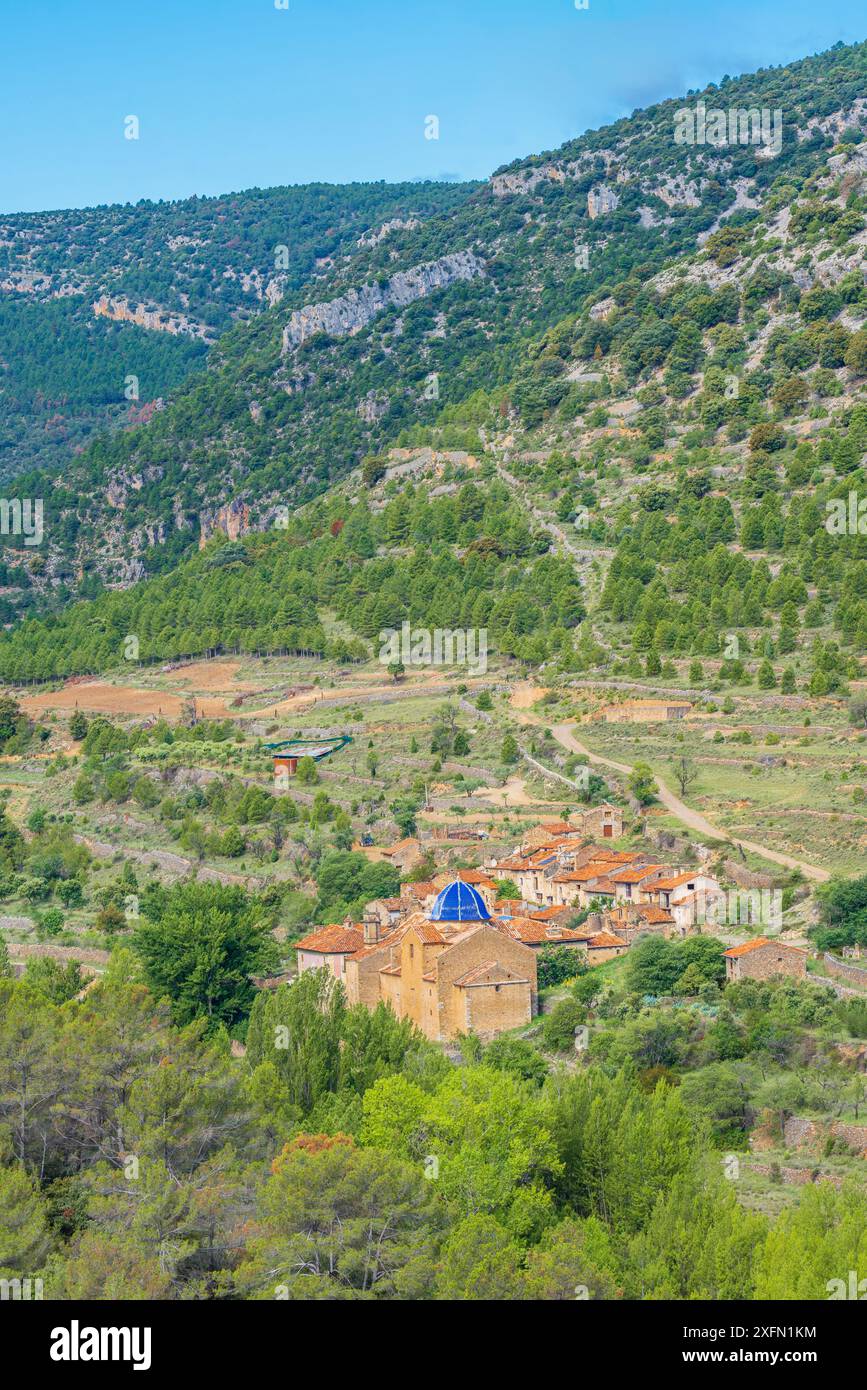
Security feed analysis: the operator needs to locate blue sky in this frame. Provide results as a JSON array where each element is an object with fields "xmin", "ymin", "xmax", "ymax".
[{"xmin": 1, "ymin": 0, "xmax": 865, "ymax": 213}]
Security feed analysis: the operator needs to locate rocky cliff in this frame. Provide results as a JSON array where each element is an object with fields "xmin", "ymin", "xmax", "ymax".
[
  {"xmin": 93, "ymin": 295, "xmax": 215, "ymax": 342},
  {"xmin": 281, "ymin": 250, "xmax": 486, "ymax": 351}
]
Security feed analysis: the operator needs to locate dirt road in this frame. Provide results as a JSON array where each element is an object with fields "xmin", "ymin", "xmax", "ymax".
[{"xmin": 549, "ymin": 721, "xmax": 831, "ymax": 883}]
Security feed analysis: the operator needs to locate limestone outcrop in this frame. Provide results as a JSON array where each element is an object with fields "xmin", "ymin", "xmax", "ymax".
[{"xmin": 281, "ymin": 251, "xmax": 485, "ymax": 351}]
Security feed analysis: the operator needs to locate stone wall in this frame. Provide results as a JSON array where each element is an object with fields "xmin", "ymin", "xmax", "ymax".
[
  {"xmin": 823, "ymin": 952, "xmax": 867, "ymax": 988},
  {"xmin": 724, "ymin": 860, "xmax": 775, "ymax": 890},
  {"xmin": 748, "ymin": 1162, "xmax": 843, "ymax": 1188},
  {"xmin": 782, "ymin": 1114, "xmax": 867, "ymax": 1157},
  {"xmin": 9, "ymin": 942, "xmax": 110, "ymax": 978}
]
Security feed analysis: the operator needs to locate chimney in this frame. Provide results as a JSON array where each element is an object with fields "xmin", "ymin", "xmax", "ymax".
[{"xmin": 363, "ymin": 910, "xmax": 380, "ymax": 946}]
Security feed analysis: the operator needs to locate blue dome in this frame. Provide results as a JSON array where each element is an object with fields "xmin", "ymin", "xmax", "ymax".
[{"xmin": 429, "ymin": 879, "xmax": 491, "ymax": 923}]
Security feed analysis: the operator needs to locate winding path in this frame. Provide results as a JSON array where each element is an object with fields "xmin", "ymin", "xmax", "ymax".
[{"xmin": 549, "ymin": 721, "xmax": 831, "ymax": 884}]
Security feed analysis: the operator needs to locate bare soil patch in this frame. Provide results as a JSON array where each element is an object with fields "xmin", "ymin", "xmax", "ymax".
[
  {"xmin": 20, "ymin": 682, "xmax": 186, "ymax": 719},
  {"xmin": 163, "ymin": 659, "xmax": 259, "ymax": 692},
  {"xmin": 510, "ymin": 682, "xmax": 548, "ymax": 711}
]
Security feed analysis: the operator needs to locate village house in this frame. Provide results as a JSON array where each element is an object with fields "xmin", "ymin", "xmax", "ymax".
[
  {"xmin": 670, "ymin": 886, "xmax": 727, "ymax": 936},
  {"xmin": 294, "ymin": 923, "xmax": 364, "ymax": 980},
  {"xmin": 605, "ymin": 863, "xmax": 670, "ymax": 901},
  {"xmin": 495, "ymin": 849, "xmax": 564, "ymax": 905},
  {"xmin": 400, "ymin": 880, "xmax": 440, "ymax": 910},
  {"xmin": 604, "ymin": 900, "xmax": 676, "ymax": 943},
  {"xmin": 644, "ymin": 871, "xmax": 722, "ymax": 913},
  {"xmin": 520, "ymin": 803, "xmax": 623, "ymax": 848},
  {"xmin": 584, "ymin": 930, "xmax": 630, "ymax": 964},
  {"xmin": 380, "ymin": 836, "xmax": 426, "ymax": 873},
  {"xmin": 551, "ymin": 863, "xmax": 614, "ymax": 908},
  {"xmin": 493, "ymin": 908, "xmax": 598, "ymax": 953},
  {"xmin": 724, "ymin": 938, "xmax": 807, "ymax": 983}
]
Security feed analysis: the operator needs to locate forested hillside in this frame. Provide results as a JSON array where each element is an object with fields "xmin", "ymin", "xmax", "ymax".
[
  {"xmin": 0, "ymin": 181, "xmax": 474, "ymax": 478},
  {"xmin": 3, "ymin": 39, "xmax": 867, "ymax": 694}
]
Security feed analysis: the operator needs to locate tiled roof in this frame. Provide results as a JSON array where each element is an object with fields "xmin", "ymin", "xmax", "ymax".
[
  {"xmin": 635, "ymin": 905, "xmax": 675, "ymax": 924},
  {"xmin": 451, "ymin": 959, "xmax": 498, "ymax": 986},
  {"xmin": 610, "ymin": 864, "xmax": 667, "ymax": 884},
  {"xmin": 403, "ymin": 881, "xmax": 439, "ymax": 898},
  {"xmin": 350, "ymin": 930, "xmax": 400, "ymax": 961},
  {"xmin": 553, "ymin": 863, "xmax": 613, "ymax": 883},
  {"xmin": 652, "ymin": 872, "xmax": 702, "ymax": 891},
  {"xmin": 724, "ymin": 938, "xmax": 806, "ymax": 958},
  {"xmin": 430, "ymin": 879, "xmax": 491, "ymax": 923},
  {"xmin": 296, "ymin": 924, "xmax": 364, "ymax": 954},
  {"xmin": 495, "ymin": 916, "xmax": 593, "ymax": 945},
  {"xmin": 407, "ymin": 920, "xmax": 448, "ymax": 944},
  {"xmin": 587, "ymin": 931, "xmax": 627, "ymax": 949},
  {"xmin": 452, "ymin": 961, "xmax": 527, "ymax": 988},
  {"xmin": 383, "ymin": 837, "xmax": 421, "ymax": 855},
  {"xmin": 585, "ymin": 877, "xmax": 615, "ymax": 893}
]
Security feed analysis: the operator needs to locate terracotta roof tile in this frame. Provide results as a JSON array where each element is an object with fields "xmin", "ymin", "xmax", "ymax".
[
  {"xmin": 495, "ymin": 915, "xmax": 594, "ymax": 945},
  {"xmin": 295, "ymin": 924, "xmax": 364, "ymax": 954},
  {"xmin": 635, "ymin": 905, "xmax": 675, "ymax": 924},
  {"xmin": 587, "ymin": 931, "xmax": 627, "ymax": 949},
  {"xmin": 383, "ymin": 837, "xmax": 421, "ymax": 855},
  {"xmin": 452, "ymin": 961, "xmax": 528, "ymax": 987},
  {"xmin": 652, "ymin": 872, "xmax": 704, "ymax": 891},
  {"xmin": 403, "ymin": 881, "xmax": 439, "ymax": 898},
  {"xmin": 610, "ymin": 864, "xmax": 668, "ymax": 884},
  {"xmin": 724, "ymin": 938, "xmax": 806, "ymax": 958}
]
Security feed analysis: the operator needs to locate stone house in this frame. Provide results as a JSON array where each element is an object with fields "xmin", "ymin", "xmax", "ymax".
[
  {"xmin": 294, "ymin": 924, "xmax": 364, "ymax": 981},
  {"xmin": 606, "ymin": 863, "xmax": 669, "ymax": 902},
  {"xmin": 574, "ymin": 803, "xmax": 623, "ymax": 840},
  {"xmin": 585, "ymin": 931, "xmax": 629, "ymax": 963},
  {"xmin": 604, "ymin": 901, "xmax": 675, "ymax": 943},
  {"xmin": 380, "ymin": 836, "xmax": 426, "ymax": 873},
  {"xmin": 724, "ymin": 938, "xmax": 807, "ymax": 983},
  {"xmin": 644, "ymin": 871, "xmax": 721, "ymax": 912},
  {"xmin": 670, "ymin": 887, "xmax": 727, "ymax": 936}
]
